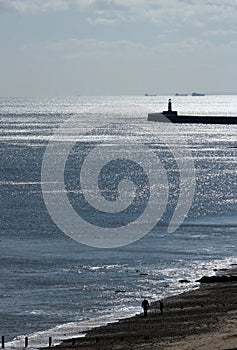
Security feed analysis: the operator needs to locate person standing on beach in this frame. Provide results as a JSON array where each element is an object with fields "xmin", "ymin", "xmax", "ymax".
[
  {"xmin": 142, "ymin": 299, "xmax": 149, "ymax": 317},
  {"xmin": 159, "ymin": 300, "xmax": 164, "ymax": 315}
]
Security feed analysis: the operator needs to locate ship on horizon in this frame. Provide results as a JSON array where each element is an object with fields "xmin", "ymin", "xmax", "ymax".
[
  {"xmin": 192, "ymin": 92, "xmax": 205, "ymax": 96},
  {"xmin": 144, "ymin": 93, "xmax": 157, "ymax": 96}
]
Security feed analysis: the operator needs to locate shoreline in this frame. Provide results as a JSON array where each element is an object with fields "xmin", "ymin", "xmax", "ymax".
[{"xmin": 51, "ymin": 265, "xmax": 237, "ymax": 350}]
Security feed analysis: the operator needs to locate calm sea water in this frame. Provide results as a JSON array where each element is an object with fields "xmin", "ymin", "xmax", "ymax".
[{"xmin": 0, "ymin": 95, "xmax": 237, "ymax": 347}]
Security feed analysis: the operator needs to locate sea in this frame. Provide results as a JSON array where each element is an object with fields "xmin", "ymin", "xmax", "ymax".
[{"xmin": 0, "ymin": 95, "xmax": 237, "ymax": 348}]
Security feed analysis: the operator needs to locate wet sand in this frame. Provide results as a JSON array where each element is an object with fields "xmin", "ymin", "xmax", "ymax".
[{"xmin": 51, "ymin": 267, "xmax": 237, "ymax": 350}]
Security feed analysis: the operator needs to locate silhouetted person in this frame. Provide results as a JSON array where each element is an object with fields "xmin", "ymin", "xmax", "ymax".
[
  {"xmin": 159, "ymin": 300, "xmax": 164, "ymax": 314},
  {"xmin": 142, "ymin": 299, "xmax": 149, "ymax": 317},
  {"xmin": 168, "ymin": 99, "xmax": 172, "ymax": 112}
]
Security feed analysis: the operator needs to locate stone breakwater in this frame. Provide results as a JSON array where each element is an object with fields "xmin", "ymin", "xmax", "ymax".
[
  {"xmin": 147, "ymin": 113, "xmax": 237, "ymax": 124},
  {"xmin": 148, "ymin": 98, "xmax": 237, "ymax": 124}
]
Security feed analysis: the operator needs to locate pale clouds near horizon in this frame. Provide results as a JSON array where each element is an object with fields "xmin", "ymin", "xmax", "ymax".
[{"xmin": 0, "ymin": 0, "xmax": 236, "ymax": 96}]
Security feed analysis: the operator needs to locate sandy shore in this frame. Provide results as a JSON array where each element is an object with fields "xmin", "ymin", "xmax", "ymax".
[{"xmin": 51, "ymin": 267, "xmax": 237, "ymax": 350}]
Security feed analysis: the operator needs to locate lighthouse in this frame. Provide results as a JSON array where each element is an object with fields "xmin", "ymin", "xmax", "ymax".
[{"xmin": 162, "ymin": 99, "xmax": 178, "ymax": 116}]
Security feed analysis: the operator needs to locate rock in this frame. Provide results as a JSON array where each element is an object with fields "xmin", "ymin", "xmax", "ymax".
[
  {"xmin": 179, "ymin": 279, "xmax": 191, "ymax": 284},
  {"xmin": 196, "ymin": 275, "xmax": 237, "ymax": 283}
]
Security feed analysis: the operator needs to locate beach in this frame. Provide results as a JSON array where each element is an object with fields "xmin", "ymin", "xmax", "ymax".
[{"xmin": 53, "ymin": 267, "xmax": 237, "ymax": 350}]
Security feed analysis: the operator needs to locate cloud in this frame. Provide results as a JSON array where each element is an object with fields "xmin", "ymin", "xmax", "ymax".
[
  {"xmin": 2, "ymin": 0, "xmax": 237, "ymax": 52},
  {"xmin": 23, "ymin": 37, "xmax": 148, "ymax": 57},
  {"xmin": 204, "ymin": 29, "xmax": 237, "ymax": 38},
  {"xmin": 0, "ymin": 0, "xmax": 70, "ymax": 13},
  {"xmin": 23, "ymin": 34, "xmax": 237, "ymax": 62},
  {"xmin": 1, "ymin": 0, "xmax": 236, "ymax": 23}
]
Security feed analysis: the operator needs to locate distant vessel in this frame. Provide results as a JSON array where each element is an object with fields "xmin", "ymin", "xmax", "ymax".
[
  {"xmin": 147, "ymin": 99, "xmax": 237, "ymax": 124},
  {"xmin": 175, "ymin": 93, "xmax": 188, "ymax": 96},
  {"xmin": 192, "ymin": 92, "xmax": 205, "ymax": 96},
  {"xmin": 144, "ymin": 93, "xmax": 157, "ymax": 96}
]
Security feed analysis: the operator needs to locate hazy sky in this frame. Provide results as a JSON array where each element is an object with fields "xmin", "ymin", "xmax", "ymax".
[{"xmin": 0, "ymin": 0, "xmax": 237, "ymax": 96}]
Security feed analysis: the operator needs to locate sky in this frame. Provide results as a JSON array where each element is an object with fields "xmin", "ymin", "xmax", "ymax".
[{"xmin": 0, "ymin": 0, "xmax": 237, "ymax": 96}]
